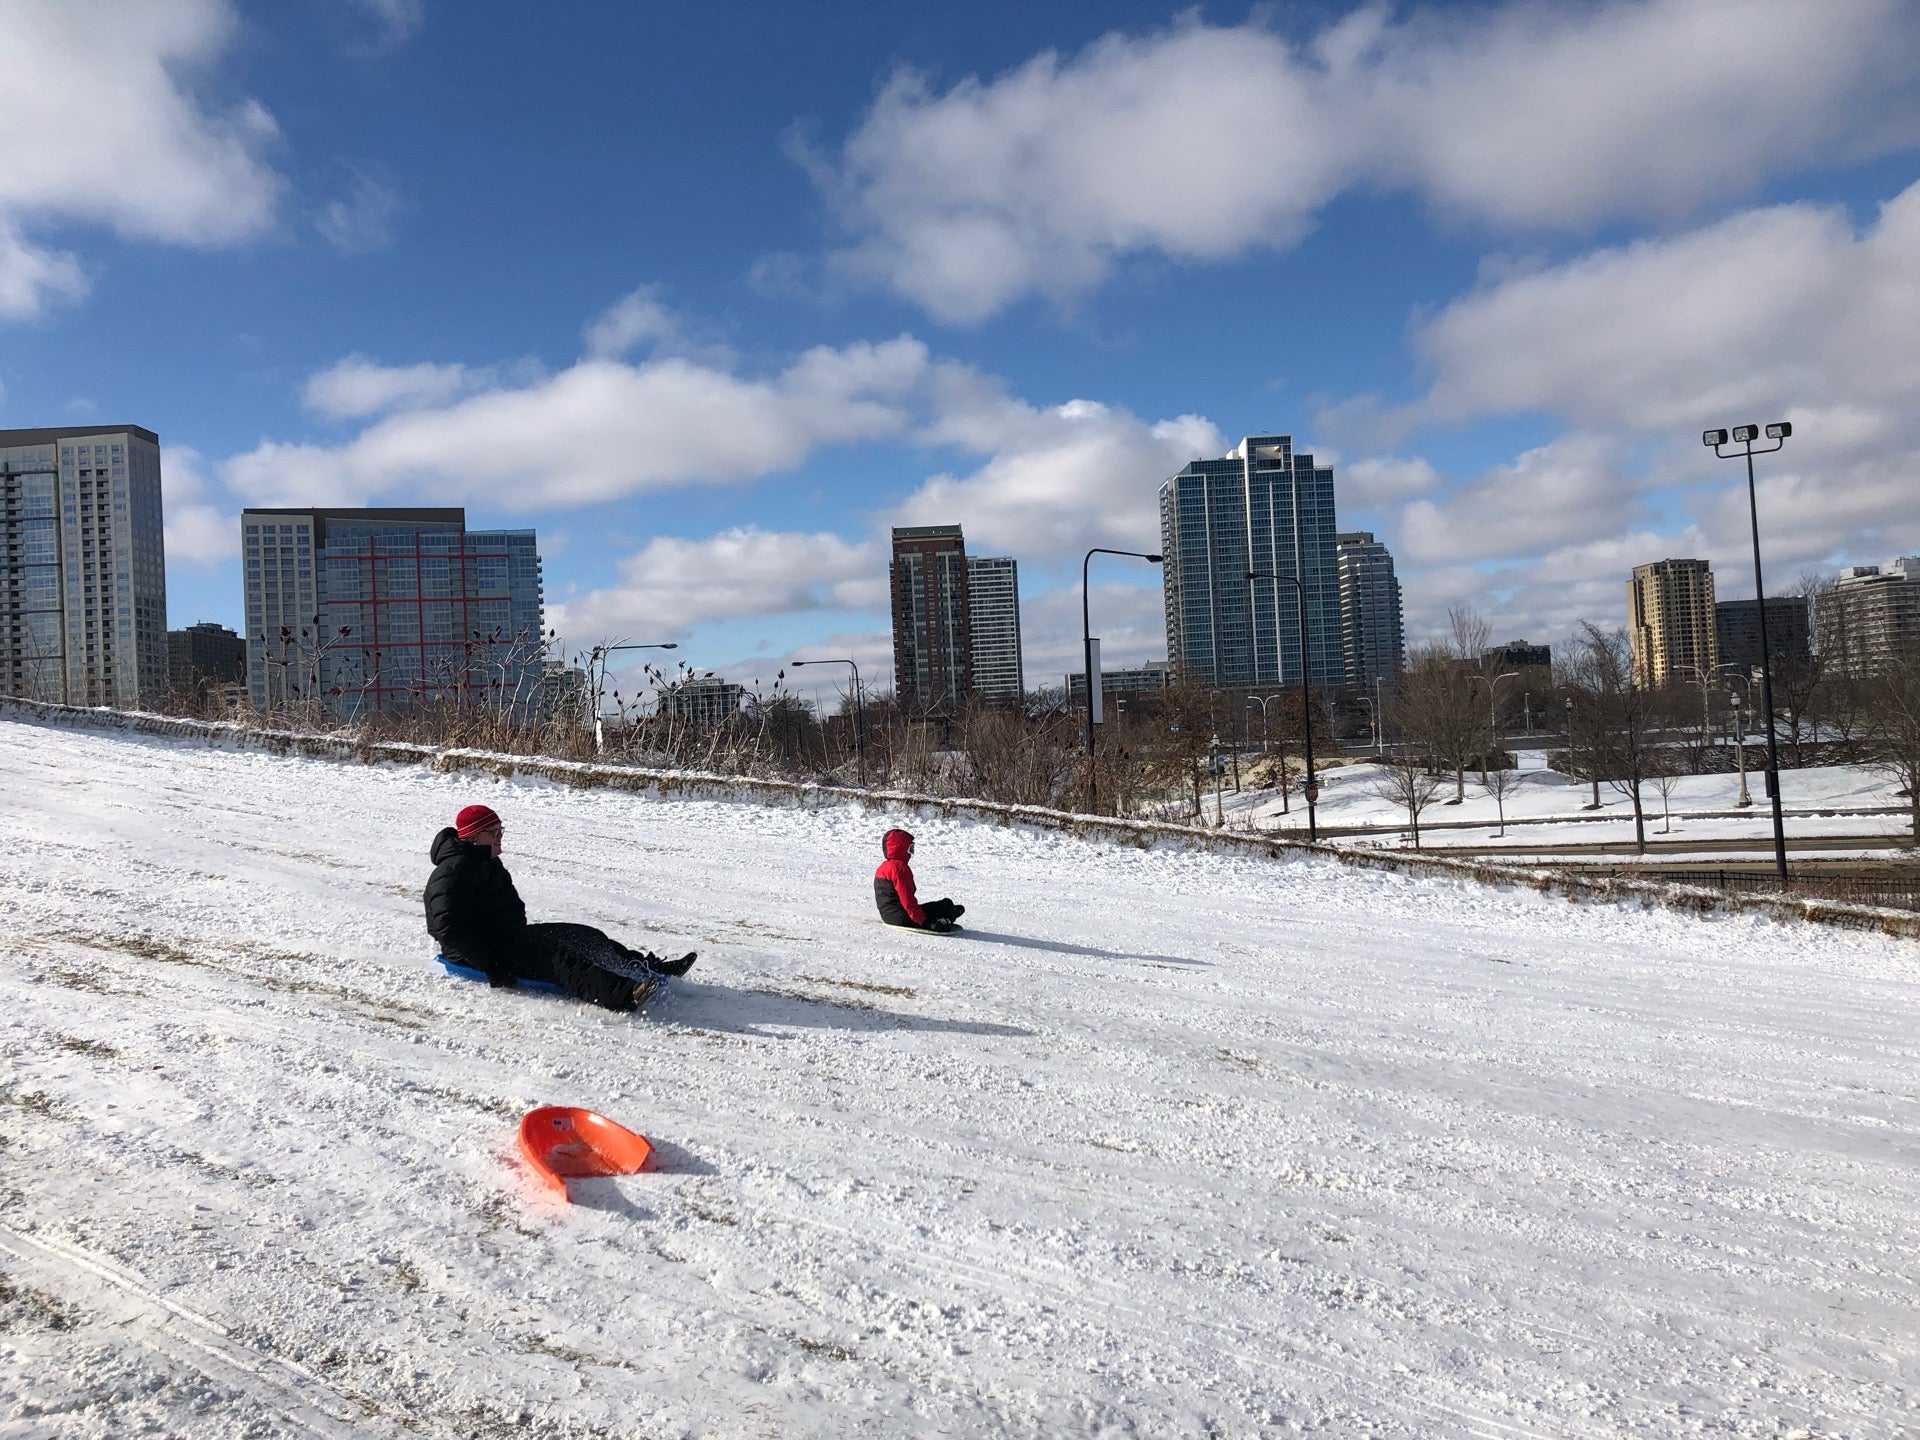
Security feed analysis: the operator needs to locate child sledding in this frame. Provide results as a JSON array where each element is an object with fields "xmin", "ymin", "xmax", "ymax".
[
  {"xmin": 424, "ymin": 804, "xmax": 695, "ymax": 1011},
  {"xmin": 873, "ymin": 827, "xmax": 966, "ymax": 932}
]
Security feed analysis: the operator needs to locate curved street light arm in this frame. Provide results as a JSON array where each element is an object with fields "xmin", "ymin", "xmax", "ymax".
[
  {"xmin": 1245, "ymin": 569, "xmax": 1318, "ymax": 842},
  {"xmin": 1081, "ymin": 548, "xmax": 1164, "ymax": 815}
]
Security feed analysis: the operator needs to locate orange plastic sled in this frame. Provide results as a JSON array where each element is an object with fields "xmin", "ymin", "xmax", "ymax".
[{"xmin": 517, "ymin": 1106, "xmax": 654, "ymax": 1201}]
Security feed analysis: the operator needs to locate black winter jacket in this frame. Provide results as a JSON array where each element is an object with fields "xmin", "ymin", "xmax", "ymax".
[{"xmin": 424, "ymin": 827, "xmax": 528, "ymax": 985}]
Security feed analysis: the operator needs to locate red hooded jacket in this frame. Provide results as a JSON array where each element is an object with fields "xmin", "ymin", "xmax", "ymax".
[{"xmin": 873, "ymin": 827, "xmax": 925, "ymax": 927}]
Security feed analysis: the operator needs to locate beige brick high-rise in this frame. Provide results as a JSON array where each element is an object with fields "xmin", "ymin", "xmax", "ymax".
[
  {"xmin": 1, "ymin": 425, "xmax": 169, "ymax": 707},
  {"xmin": 1628, "ymin": 558, "xmax": 1716, "ymax": 689}
]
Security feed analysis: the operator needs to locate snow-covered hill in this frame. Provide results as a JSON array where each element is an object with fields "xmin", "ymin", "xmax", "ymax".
[{"xmin": 1, "ymin": 717, "xmax": 1915, "ymax": 1438}]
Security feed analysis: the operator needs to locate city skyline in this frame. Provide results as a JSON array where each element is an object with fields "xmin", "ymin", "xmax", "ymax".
[{"xmin": 0, "ymin": 3, "xmax": 1915, "ymax": 700}]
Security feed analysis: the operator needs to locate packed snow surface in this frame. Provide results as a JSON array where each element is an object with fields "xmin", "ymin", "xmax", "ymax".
[{"xmin": 1, "ymin": 718, "xmax": 1916, "ymax": 1438}]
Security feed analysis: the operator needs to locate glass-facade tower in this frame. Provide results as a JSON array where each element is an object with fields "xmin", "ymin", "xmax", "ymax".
[
  {"xmin": 1160, "ymin": 435, "xmax": 1342, "ymax": 688},
  {"xmin": 243, "ymin": 507, "xmax": 544, "ymax": 720}
]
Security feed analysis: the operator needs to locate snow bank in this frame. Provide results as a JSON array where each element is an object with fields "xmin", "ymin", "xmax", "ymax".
[{"xmin": 6, "ymin": 698, "xmax": 1913, "ymax": 946}]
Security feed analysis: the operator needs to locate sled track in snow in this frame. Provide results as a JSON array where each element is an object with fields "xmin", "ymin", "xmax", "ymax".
[{"xmin": 0, "ymin": 1225, "xmax": 415, "ymax": 1440}]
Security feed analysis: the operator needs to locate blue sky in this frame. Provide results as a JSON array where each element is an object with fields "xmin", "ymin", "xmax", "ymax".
[{"xmin": 3, "ymin": 0, "xmax": 1917, "ymax": 703}]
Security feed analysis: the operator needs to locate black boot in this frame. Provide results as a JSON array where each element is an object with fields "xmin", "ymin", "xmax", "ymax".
[{"xmin": 650, "ymin": 951, "xmax": 697, "ymax": 978}]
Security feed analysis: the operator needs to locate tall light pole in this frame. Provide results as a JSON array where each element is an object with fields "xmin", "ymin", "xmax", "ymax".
[
  {"xmin": 1705, "ymin": 422, "xmax": 1791, "ymax": 882},
  {"xmin": 1567, "ymin": 694, "xmax": 1600, "ymax": 809},
  {"xmin": 1081, "ymin": 547, "xmax": 1163, "ymax": 815},
  {"xmin": 1728, "ymin": 690, "xmax": 1752, "ymax": 808},
  {"xmin": 793, "ymin": 658, "xmax": 865, "ymax": 786},
  {"xmin": 1469, "ymin": 670, "xmax": 1519, "ymax": 781},
  {"xmin": 1247, "ymin": 693, "xmax": 1282, "ymax": 753},
  {"xmin": 1246, "ymin": 569, "xmax": 1318, "ymax": 842},
  {"xmin": 590, "ymin": 641, "xmax": 677, "ymax": 754},
  {"xmin": 1674, "ymin": 661, "xmax": 1743, "ymax": 755}
]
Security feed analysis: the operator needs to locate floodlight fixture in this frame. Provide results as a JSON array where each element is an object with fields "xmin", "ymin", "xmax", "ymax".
[{"xmin": 1701, "ymin": 415, "xmax": 1794, "ymax": 878}]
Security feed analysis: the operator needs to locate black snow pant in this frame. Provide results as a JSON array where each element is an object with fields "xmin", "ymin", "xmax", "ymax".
[
  {"xmin": 515, "ymin": 922, "xmax": 661, "ymax": 1010},
  {"xmin": 920, "ymin": 898, "xmax": 963, "ymax": 925}
]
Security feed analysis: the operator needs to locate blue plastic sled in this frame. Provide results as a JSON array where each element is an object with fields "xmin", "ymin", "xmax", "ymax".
[
  {"xmin": 434, "ymin": 954, "xmax": 671, "ymax": 1001},
  {"xmin": 436, "ymin": 954, "xmax": 567, "ymax": 994}
]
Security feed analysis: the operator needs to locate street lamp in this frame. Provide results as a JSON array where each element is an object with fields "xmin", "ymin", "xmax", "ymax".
[
  {"xmin": 1468, "ymin": 670, "xmax": 1519, "ymax": 781},
  {"xmin": 589, "ymin": 641, "xmax": 678, "ymax": 754},
  {"xmin": 1081, "ymin": 547, "xmax": 1163, "ymax": 815},
  {"xmin": 1674, "ymin": 661, "xmax": 1744, "ymax": 757},
  {"xmin": 1566, "ymin": 694, "xmax": 1600, "ymax": 809},
  {"xmin": 1354, "ymin": 690, "xmax": 1382, "ymax": 757},
  {"xmin": 1246, "ymin": 570, "xmax": 1319, "ymax": 842},
  {"xmin": 1728, "ymin": 689, "xmax": 1752, "ymax": 808},
  {"xmin": 1247, "ymin": 693, "xmax": 1282, "ymax": 753},
  {"xmin": 1704, "ymin": 421, "xmax": 1792, "ymax": 881},
  {"xmin": 792, "ymin": 658, "xmax": 865, "ymax": 786}
]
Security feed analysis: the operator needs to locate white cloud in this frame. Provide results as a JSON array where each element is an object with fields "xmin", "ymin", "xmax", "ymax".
[
  {"xmin": 314, "ymin": 169, "xmax": 401, "ymax": 254},
  {"xmin": 811, "ymin": 1, "xmax": 1920, "ymax": 321},
  {"xmin": 302, "ymin": 356, "xmax": 481, "ymax": 420},
  {"xmin": 1408, "ymin": 183, "xmax": 1920, "ymax": 431},
  {"xmin": 228, "ymin": 337, "xmax": 933, "ymax": 509},
  {"xmin": 550, "ymin": 528, "xmax": 883, "ymax": 646},
  {"xmin": 584, "ymin": 286, "xmax": 679, "ymax": 358},
  {"xmin": 0, "ymin": 220, "xmax": 86, "ymax": 320},
  {"xmin": 892, "ymin": 386, "xmax": 1222, "ymax": 558},
  {"xmin": 1382, "ymin": 178, "xmax": 1920, "ymax": 590},
  {"xmin": 1395, "ymin": 434, "xmax": 1635, "ymax": 566},
  {"xmin": 342, "ymin": 0, "xmax": 424, "ymax": 53},
  {"xmin": 1342, "ymin": 454, "xmax": 1443, "ymax": 508},
  {"xmin": 0, "ymin": 0, "xmax": 282, "ymax": 319},
  {"xmin": 1019, "ymin": 581, "xmax": 1168, "ymax": 683},
  {"xmin": 161, "ymin": 446, "xmax": 238, "ymax": 567}
]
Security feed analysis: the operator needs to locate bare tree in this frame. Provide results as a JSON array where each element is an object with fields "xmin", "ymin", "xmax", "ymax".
[
  {"xmin": 1449, "ymin": 607, "xmax": 1492, "ymax": 665},
  {"xmin": 1372, "ymin": 748, "xmax": 1445, "ymax": 848},
  {"xmin": 1396, "ymin": 641, "xmax": 1484, "ymax": 804},
  {"xmin": 1648, "ymin": 750, "xmax": 1684, "ymax": 835},
  {"xmin": 1563, "ymin": 623, "xmax": 1665, "ymax": 854},
  {"xmin": 1861, "ymin": 649, "xmax": 1920, "ymax": 840},
  {"xmin": 1477, "ymin": 749, "xmax": 1523, "ymax": 837}
]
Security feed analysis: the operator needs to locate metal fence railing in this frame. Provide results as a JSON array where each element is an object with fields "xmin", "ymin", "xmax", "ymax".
[{"xmin": 1671, "ymin": 870, "xmax": 1920, "ymax": 913}]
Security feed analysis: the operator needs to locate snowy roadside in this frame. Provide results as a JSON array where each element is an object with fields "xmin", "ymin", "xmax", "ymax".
[
  {"xmin": 2, "ymin": 717, "xmax": 1917, "ymax": 1438},
  {"xmin": 1211, "ymin": 749, "xmax": 1914, "ymax": 851}
]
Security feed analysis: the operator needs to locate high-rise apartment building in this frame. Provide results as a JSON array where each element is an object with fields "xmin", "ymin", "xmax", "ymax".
[
  {"xmin": 1628, "ymin": 558, "xmax": 1716, "ymax": 689},
  {"xmin": 1819, "ymin": 559, "xmax": 1920, "ymax": 674},
  {"xmin": 0, "ymin": 425, "xmax": 168, "ymax": 707},
  {"xmin": 242, "ymin": 508, "xmax": 544, "ymax": 719},
  {"xmin": 1160, "ymin": 435, "xmax": 1341, "ymax": 688},
  {"xmin": 658, "ymin": 676, "xmax": 745, "ymax": 729},
  {"xmin": 1334, "ymin": 532, "xmax": 1403, "ymax": 690},
  {"xmin": 1066, "ymin": 660, "xmax": 1170, "ymax": 705},
  {"xmin": 1714, "ymin": 597, "xmax": 1810, "ymax": 676},
  {"xmin": 965, "ymin": 554, "xmax": 1023, "ymax": 700},
  {"xmin": 168, "ymin": 621, "xmax": 246, "ymax": 701},
  {"xmin": 890, "ymin": 524, "xmax": 971, "ymax": 708},
  {"xmin": 889, "ymin": 525, "xmax": 1025, "ymax": 707}
]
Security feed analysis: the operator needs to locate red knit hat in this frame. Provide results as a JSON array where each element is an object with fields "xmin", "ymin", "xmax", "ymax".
[{"xmin": 455, "ymin": 804, "xmax": 502, "ymax": 838}]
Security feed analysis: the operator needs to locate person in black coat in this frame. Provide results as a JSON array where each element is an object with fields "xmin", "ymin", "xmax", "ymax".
[{"xmin": 424, "ymin": 804, "xmax": 694, "ymax": 1010}]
